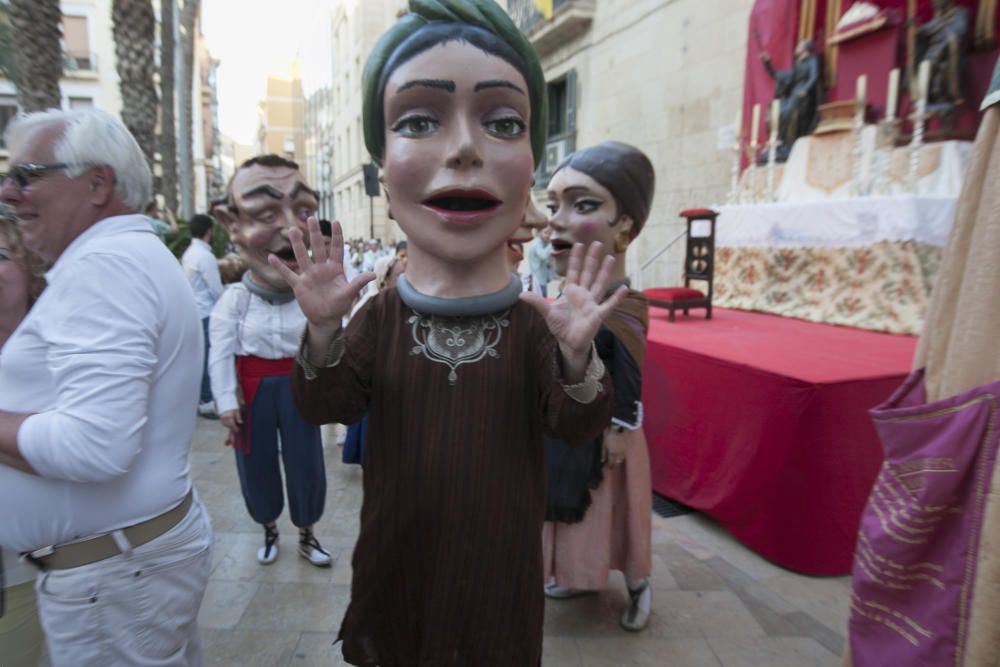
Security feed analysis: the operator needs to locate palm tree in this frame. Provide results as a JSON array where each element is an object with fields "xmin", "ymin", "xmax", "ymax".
[
  {"xmin": 9, "ymin": 0, "xmax": 62, "ymax": 112},
  {"xmin": 112, "ymin": 0, "xmax": 157, "ymax": 172},
  {"xmin": 177, "ymin": 0, "xmax": 199, "ymax": 219},
  {"xmin": 160, "ymin": 0, "xmax": 178, "ymax": 212}
]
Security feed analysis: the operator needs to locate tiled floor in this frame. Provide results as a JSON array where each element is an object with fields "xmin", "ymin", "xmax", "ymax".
[{"xmin": 192, "ymin": 419, "xmax": 848, "ymax": 666}]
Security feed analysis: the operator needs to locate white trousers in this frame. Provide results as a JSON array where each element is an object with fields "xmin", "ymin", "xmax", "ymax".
[{"xmin": 35, "ymin": 496, "xmax": 213, "ymax": 667}]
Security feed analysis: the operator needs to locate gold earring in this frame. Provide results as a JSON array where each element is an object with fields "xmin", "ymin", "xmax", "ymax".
[{"xmin": 614, "ymin": 230, "xmax": 630, "ymax": 253}]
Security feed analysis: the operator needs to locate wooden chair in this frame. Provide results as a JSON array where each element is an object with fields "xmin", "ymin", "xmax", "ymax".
[{"xmin": 644, "ymin": 208, "xmax": 717, "ymax": 321}]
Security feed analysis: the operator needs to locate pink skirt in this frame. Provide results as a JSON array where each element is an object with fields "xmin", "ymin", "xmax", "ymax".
[{"xmin": 542, "ymin": 428, "xmax": 653, "ymax": 590}]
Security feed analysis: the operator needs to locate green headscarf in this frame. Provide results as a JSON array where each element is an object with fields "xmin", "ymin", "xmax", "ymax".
[{"xmin": 362, "ymin": 0, "xmax": 547, "ymax": 167}]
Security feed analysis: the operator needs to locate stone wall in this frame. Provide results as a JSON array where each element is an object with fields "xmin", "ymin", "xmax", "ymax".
[{"xmin": 530, "ymin": 0, "xmax": 753, "ymax": 287}]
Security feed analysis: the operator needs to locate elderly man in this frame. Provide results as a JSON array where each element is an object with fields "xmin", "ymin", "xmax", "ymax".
[{"xmin": 0, "ymin": 109, "xmax": 212, "ymax": 665}]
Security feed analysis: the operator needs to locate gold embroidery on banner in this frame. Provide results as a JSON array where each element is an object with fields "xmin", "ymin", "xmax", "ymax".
[
  {"xmin": 859, "ymin": 598, "xmax": 933, "ymax": 639},
  {"xmin": 855, "ymin": 536, "xmax": 946, "ymax": 590},
  {"xmin": 868, "ymin": 497, "xmax": 929, "ymax": 545},
  {"xmin": 873, "ymin": 393, "xmax": 998, "ymax": 665},
  {"xmin": 407, "ymin": 309, "xmax": 510, "ymax": 386},
  {"xmin": 872, "ymin": 483, "xmax": 945, "ymax": 534},
  {"xmin": 892, "ymin": 457, "xmax": 958, "ymax": 475},
  {"xmin": 857, "ymin": 534, "xmax": 945, "ymax": 573},
  {"xmin": 850, "ymin": 595, "xmax": 927, "ymax": 646}
]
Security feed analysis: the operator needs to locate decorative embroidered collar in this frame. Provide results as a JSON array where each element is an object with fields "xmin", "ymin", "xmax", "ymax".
[
  {"xmin": 397, "ymin": 273, "xmax": 522, "ymax": 317},
  {"xmin": 242, "ymin": 273, "xmax": 296, "ymax": 305}
]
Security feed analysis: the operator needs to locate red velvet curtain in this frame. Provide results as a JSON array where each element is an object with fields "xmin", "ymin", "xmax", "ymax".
[{"xmin": 740, "ymin": 0, "xmax": 801, "ymax": 168}]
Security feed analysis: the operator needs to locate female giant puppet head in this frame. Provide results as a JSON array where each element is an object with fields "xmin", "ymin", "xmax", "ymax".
[
  {"xmin": 362, "ymin": 0, "xmax": 547, "ymax": 295},
  {"xmin": 546, "ymin": 141, "xmax": 655, "ymax": 280}
]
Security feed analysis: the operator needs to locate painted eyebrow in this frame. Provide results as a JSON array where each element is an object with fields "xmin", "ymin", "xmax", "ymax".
[
  {"xmin": 289, "ymin": 182, "xmax": 319, "ymax": 200},
  {"xmin": 549, "ymin": 186, "xmax": 600, "ymax": 198},
  {"xmin": 474, "ymin": 80, "xmax": 526, "ymax": 96},
  {"xmin": 241, "ymin": 184, "xmax": 285, "ymax": 200},
  {"xmin": 396, "ymin": 79, "xmax": 455, "ymax": 93}
]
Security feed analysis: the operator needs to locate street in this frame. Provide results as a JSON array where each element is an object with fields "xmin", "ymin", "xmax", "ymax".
[{"xmin": 191, "ymin": 418, "xmax": 847, "ymax": 666}]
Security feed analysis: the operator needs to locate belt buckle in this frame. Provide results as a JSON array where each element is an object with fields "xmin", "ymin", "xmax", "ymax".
[
  {"xmin": 22, "ymin": 545, "xmax": 55, "ymax": 571},
  {"xmin": 28, "ymin": 545, "xmax": 55, "ymax": 559}
]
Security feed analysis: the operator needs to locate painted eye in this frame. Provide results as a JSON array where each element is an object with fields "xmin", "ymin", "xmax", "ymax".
[
  {"xmin": 575, "ymin": 200, "xmax": 600, "ymax": 213},
  {"xmin": 546, "ymin": 204, "xmax": 558, "ymax": 215},
  {"xmin": 391, "ymin": 115, "xmax": 438, "ymax": 137},
  {"xmin": 485, "ymin": 117, "xmax": 526, "ymax": 138}
]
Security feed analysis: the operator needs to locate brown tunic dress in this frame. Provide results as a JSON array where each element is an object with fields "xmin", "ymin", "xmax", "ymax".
[{"xmin": 291, "ymin": 288, "xmax": 613, "ymax": 666}]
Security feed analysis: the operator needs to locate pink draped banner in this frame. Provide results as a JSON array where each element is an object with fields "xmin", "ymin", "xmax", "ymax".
[{"xmin": 849, "ymin": 371, "xmax": 1000, "ymax": 665}]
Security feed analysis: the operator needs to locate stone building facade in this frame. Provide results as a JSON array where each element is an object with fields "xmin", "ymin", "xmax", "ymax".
[
  {"xmin": 511, "ymin": 0, "xmax": 753, "ymax": 287},
  {"xmin": 327, "ymin": 0, "xmax": 407, "ymax": 242}
]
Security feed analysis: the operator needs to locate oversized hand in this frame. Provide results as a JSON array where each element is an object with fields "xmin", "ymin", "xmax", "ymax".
[
  {"xmin": 520, "ymin": 242, "xmax": 627, "ymax": 359},
  {"xmin": 268, "ymin": 217, "xmax": 374, "ymax": 331}
]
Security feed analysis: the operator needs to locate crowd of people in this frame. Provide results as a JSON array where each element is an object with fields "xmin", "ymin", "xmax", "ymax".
[{"xmin": 0, "ymin": 1, "xmax": 659, "ymax": 665}]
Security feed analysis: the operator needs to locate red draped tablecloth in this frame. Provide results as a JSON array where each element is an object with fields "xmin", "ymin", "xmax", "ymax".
[{"xmin": 643, "ymin": 307, "xmax": 916, "ymax": 575}]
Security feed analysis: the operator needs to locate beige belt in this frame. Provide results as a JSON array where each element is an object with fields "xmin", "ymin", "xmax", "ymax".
[{"xmin": 24, "ymin": 490, "xmax": 194, "ymax": 571}]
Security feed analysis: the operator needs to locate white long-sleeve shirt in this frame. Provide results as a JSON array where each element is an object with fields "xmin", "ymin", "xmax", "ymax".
[
  {"xmin": 208, "ymin": 282, "xmax": 308, "ymax": 414},
  {"xmin": 0, "ymin": 215, "xmax": 202, "ymax": 553},
  {"xmin": 181, "ymin": 237, "xmax": 224, "ymax": 319}
]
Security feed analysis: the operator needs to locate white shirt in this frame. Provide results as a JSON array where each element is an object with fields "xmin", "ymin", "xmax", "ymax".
[
  {"xmin": 208, "ymin": 282, "xmax": 308, "ymax": 414},
  {"xmin": 0, "ymin": 215, "xmax": 203, "ymax": 553},
  {"xmin": 181, "ymin": 238, "xmax": 223, "ymax": 319}
]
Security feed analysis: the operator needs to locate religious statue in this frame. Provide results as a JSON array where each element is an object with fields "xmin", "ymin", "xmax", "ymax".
[
  {"xmin": 759, "ymin": 39, "xmax": 822, "ymax": 162},
  {"xmin": 915, "ymin": 0, "xmax": 970, "ymax": 117}
]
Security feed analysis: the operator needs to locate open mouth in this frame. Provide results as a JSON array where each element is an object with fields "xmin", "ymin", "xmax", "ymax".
[
  {"xmin": 423, "ymin": 189, "xmax": 502, "ymax": 221},
  {"xmin": 271, "ymin": 246, "xmax": 297, "ymax": 265},
  {"xmin": 550, "ymin": 239, "xmax": 574, "ymax": 256}
]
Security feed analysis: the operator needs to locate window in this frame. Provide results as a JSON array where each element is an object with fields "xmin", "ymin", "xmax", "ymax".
[
  {"xmin": 546, "ymin": 70, "xmax": 576, "ymax": 138},
  {"xmin": 0, "ymin": 96, "xmax": 18, "ymax": 149},
  {"xmin": 537, "ymin": 70, "xmax": 577, "ymax": 185},
  {"xmin": 62, "ymin": 15, "xmax": 92, "ymax": 71}
]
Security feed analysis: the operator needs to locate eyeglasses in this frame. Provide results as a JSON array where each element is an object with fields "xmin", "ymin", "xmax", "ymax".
[{"xmin": 0, "ymin": 162, "xmax": 74, "ymax": 191}]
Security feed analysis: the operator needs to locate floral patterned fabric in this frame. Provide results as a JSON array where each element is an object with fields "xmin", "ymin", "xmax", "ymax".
[{"xmin": 714, "ymin": 242, "xmax": 941, "ymax": 335}]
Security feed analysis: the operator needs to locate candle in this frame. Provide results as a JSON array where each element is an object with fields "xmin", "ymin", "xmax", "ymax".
[
  {"xmin": 751, "ymin": 103, "xmax": 760, "ymax": 146},
  {"xmin": 770, "ymin": 99, "xmax": 780, "ymax": 138},
  {"xmin": 856, "ymin": 74, "xmax": 867, "ymax": 107},
  {"xmin": 886, "ymin": 68, "xmax": 899, "ymax": 121},
  {"xmin": 918, "ymin": 60, "xmax": 931, "ymax": 105}
]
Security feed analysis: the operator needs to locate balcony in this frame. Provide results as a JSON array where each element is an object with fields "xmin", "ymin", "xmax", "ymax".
[{"xmin": 509, "ymin": 0, "xmax": 594, "ymax": 58}]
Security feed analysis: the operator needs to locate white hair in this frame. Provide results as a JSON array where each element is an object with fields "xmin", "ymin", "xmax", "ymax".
[{"xmin": 5, "ymin": 108, "xmax": 153, "ymax": 212}]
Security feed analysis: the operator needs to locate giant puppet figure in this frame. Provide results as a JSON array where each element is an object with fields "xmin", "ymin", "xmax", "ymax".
[
  {"xmin": 843, "ymin": 58, "xmax": 1000, "ymax": 667},
  {"xmin": 272, "ymin": 1, "xmax": 623, "ymax": 664},
  {"xmin": 541, "ymin": 141, "xmax": 656, "ymax": 632},
  {"xmin": 210, "ymin": 155, "xmax": 333, "ymax": 569}
]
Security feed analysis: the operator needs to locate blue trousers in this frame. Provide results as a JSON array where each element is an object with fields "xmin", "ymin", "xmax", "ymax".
[
  {"xmin": 234, "ymin": 375, "xmax": 326, "ymax": 527},
  {"xmin": 200, "ymin": 317, "xmax": 212, "ymax": 403}
]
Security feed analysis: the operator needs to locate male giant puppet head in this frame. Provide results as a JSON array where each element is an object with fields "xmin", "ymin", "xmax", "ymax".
[{"xmin": 215, "ymin": 155, "xmax": 319, "ymax": 293}]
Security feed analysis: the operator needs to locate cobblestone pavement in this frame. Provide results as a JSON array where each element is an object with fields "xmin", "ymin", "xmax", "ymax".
[{"xmin": 192, "ymin": 418, "xmax": 847, "ymax": 666}]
